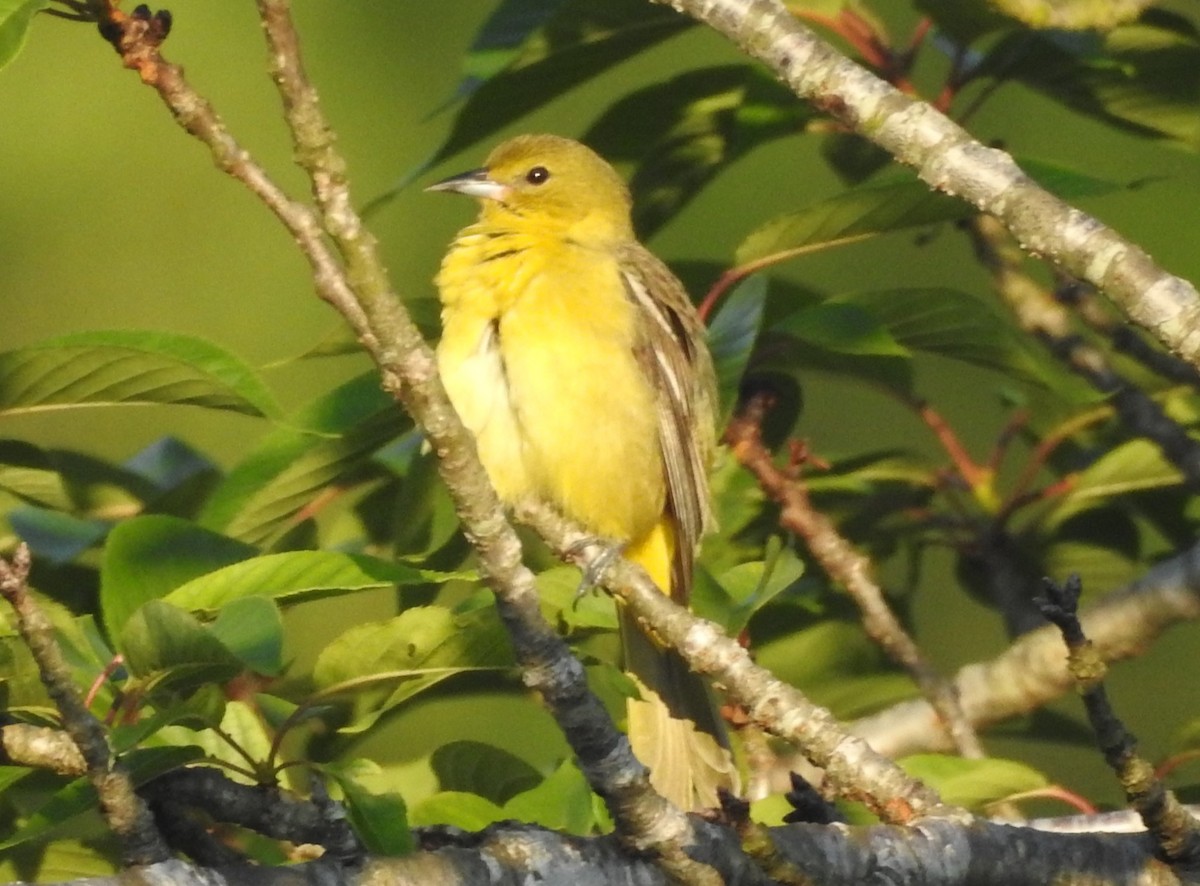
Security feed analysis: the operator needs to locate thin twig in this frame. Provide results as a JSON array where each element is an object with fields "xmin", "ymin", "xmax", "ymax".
[{"xmin": 725, "ymin": 394, "xmax": 986, "ymax": 760}]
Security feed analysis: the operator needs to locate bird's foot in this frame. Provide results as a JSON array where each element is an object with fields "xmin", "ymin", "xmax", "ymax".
[{"xmin": 565, "ymin": 537, "xmax": 626, "ymax": 603}]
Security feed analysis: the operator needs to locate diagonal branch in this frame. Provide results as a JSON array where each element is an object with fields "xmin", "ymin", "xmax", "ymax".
[
  {"xmin": 724, "ymin": 394, "xmax": 986, "ymax": 762},
  {"xmin": 650, "ymin": 0, "xmax": 1200, "ymax": 371},
  {"xmin": 517, "ymin": 499, "xmax": 958, "ymax": 824},
  {"xmin": 852, "ymin": 539, "xmax": 1200, "ymax": 758}
]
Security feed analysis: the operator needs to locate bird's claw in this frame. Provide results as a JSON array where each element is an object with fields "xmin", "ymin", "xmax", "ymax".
[{"xmin": 565, "ymin": 537, "xmax": 626, "ymax": 605}]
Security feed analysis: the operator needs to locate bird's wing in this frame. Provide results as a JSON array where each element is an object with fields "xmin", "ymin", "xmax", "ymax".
[{"xmin": 617, "ymin": 243, "xmax": 717, "ymax": 602}]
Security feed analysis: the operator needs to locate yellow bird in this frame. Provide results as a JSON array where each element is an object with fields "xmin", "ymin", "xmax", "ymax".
[{"xmin": 429, "ymin": 134, "xmax": 736, "ymax": 811}]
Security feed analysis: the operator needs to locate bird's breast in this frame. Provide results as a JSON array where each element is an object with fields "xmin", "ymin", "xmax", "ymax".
[{"xmin": 436, "ymin": 228, "xmax": 665, "ymax": 540}]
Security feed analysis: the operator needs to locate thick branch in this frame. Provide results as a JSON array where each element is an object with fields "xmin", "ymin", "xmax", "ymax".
[
  {"xmin": 852, "ymin": 540, "xmax": 1200, "ymax": 758},
  {"xmin": 650, "ymin": 0, "xmax": 1200, "ymax": 370},
  {"xmin": 31, "ymin": 818, "xmax": 1182, "ymax": 886}
]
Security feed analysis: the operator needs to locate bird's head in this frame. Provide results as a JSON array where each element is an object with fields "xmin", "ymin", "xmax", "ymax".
[{"xmin": 427, "ymin": 134, "xmax": 634, "ymax": 244}]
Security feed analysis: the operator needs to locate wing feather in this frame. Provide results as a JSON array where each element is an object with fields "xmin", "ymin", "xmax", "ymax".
[{"xmin": 617, "ymin": 243, "xmax": 717, "ymax": 601}]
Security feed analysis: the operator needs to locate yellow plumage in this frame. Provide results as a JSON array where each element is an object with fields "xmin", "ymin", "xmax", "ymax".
[{"xmin": 429, "ymin": 134, "xmax": 735, "ymax": 810}]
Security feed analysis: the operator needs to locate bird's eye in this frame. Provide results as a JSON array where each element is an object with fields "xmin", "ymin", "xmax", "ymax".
[{"xmin": 525, "ymin": 166, "xmax": 550, "ymax": 185}]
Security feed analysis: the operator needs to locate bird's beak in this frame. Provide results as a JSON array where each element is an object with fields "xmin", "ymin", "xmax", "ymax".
[{"xmin": 425, "ymin": 168, "xmax": 510, "ymax": 201}]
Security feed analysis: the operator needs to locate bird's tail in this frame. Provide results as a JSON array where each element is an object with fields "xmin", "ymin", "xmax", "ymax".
[{"xmin": 621, "ymin": 521, "xmax": 739, "ymax": 811}]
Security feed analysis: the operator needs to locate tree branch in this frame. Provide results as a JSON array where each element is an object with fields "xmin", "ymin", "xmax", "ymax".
[
  {"xmin": 852, "ymin": 540, "xmax": 1200, "ymax": 759},
  {"xmin": 0, "ymin": 545, "xmax": 168, "ymax": 866},
  {"xmin": 724, "ymin": 393, "xmax": 986, "ymax": 762},
  {"xmin": 650, "ymin": 0, "xmax": 1200, "ymax": 370},
  {"xmin": 517, "ymin": 500, "xmax": 956, "ymax": 824}
]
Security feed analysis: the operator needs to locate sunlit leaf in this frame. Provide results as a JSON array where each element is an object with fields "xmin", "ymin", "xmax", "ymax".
[
  {"xmin": 899, "ymin": 754, "xmax": 1049, "ymax": 809},
  {"xmin": 164, "ymin": 550, "xmax": 442, "ymax": 614},
  {"xmin": 503, "ymin": 758, "xmax": 595, "ymax": 834},
  {"xmin": 322, "ymin": 759, "xmax": 413, "ymax": 856},
  {"xmin": 0, "ymin": 0, "xmax": 47, "ymax": 71},
  {"xmin": 313, "ymin": 606, "xmax": 513, "ymax": 734},
  {"xmin": 100, "ymin": 515, "xmax": 257, "ymax": 641},
  {"xmin": 0, "ymin": 331, "xmax": 280, "ymax": 418},
  {"xmin": 408, "ymin": 791, "xmax": 505, "ymax": 830},
  {"xmin": 1045, "ymin": 438, "xmax": 1185, "ymax": 527},
  {"xmin": 0, "ymin": 440, "xmax": 72, "ymax": 510},
  {"xmin": 734, "ymin": 179, "xmax": 973, "ymax": 266},
  {"xmin": 980, "ymin": 12, "xmax": 1200, "ymax": 148},
  {"xmin": 989, "ymin": 0, "xmax": 1152, "ymax": 30},
  {"xmin": 535, "ymin": 566, "xmax": 618, "ymax": 631}
]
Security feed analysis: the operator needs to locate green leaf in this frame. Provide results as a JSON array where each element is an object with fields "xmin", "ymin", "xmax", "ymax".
[
  {"xmin": 503, "ymin": 758, "xmax": 595, "ymax": 834},
  {"xmin": 200, "ymin": 373, "xmax": 408, "ymax": 545},
  {"xmin": 209, "ymin": 597, "xmax": 284, "ymax": 676},
  {"xmin": 832, "ymin": 288, "xmax": 1052, "ymax": 385},
  {"xmin": 0, "ymin": 746, "xmax": 201, "ymax": 852},
  {"xmin": 1019, "ymin": 157, "xmax": 1126, "ymax": 199},
  {"xmin": 0, "ymin": 840, "xmax": 116, "ymax": 883},
  {"xmin": 431, "ymin": 741, "xmax": 542, "ymax": 804},
  {"xmin": 8, "ymin": 508, "xmax": 109, "ymax": 565},
  {"xmin": 718, "ymin": 543, "xmax": 806, "ymax": 635},
  {"xmin": 124, "ymin": 436, "xmax": 217, "ymax": 495},
  {"xmin": 164, "ymin": 550, "xmax": 441, "ymax": 614},
  {"xmin": 708, "ymin": 274, "xmax": 768, "ymax": 424},
  {"xmin": 1045, "ymin": 438, "xmax": 1185, "ymax": 527},
  {"xmin": 916, "ymin": 0, "xmax": 1014, "ymax": 41},
  {"xmin": 0, "ymin": 330, "xmax": 280, "ymax": 419},
  {"xmin": 119, "ymin": 601, "xmax": 243, "ymax": 689},
  {"xmin": 734, "ymin": 179, "xmax": 974, "ymax": 267},
  {"xmin": 455, "ymin": 0, "xmax": 573, "ymax": 89},
  {"xmin": 313, "ymin": 606, "xmax": 513, "ymax": 734},
  {"xmin": 322, "ymin": 759, "xmax": 413, "ymax": 856},
  {"xmin": 0, "ymin": 0, "xmax": 47, "ymax": 71},
  {"xmin": 773, "ymin": 302, "xmax": 910, "ymax": 357},
  {"xmin": 534, "ymin": 566, "xmax": 618, "ymax": 631},
  {"xmin": 156, "ymin": 699, "xmax": 271, "ymax": 780},
  {"xmin": 0, "ymin": 766, "xmax": 32, "ymax": 793},
  {"xmin": 982, "ymin": 14, "xmax": 1200, "ymax": 148},
  {"xmin": 431, "ymin": 0, "xmax": 690, "ymax": 165},
  {"xmin": 100, "ymin": 515, "xmax": 258, "ymax": 642},
  {"xmin": 0, "ymin": 440, "xmax": 73, "ymax": 509},
  {"xmin": 899, "ymin": 754, "xmax": 1049, "ymax": 809},
  {"xmin": 408, "ymin": 791, "xmax": 505, "ymax": 830},
  {"xmin": 585, "ymin": 65, "xmax": 805, "ymax": 236},
  {"xmin": 755, "ymin": 619, "xmax": 907, "ymax": 719},
  {"xmin": 988, "ymin": 0, "xmax": 1152, "ymax": 30}
]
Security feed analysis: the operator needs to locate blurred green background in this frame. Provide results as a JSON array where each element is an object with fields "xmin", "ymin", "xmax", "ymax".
[{"xmin": 2, "ymin": 1, "xmax": 1199, "ymax": 813}]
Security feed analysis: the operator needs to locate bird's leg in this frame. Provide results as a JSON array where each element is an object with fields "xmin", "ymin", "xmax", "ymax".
[{"xmin": 566, "ymin": 537, "xmax": 627, "ymax": 603}]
